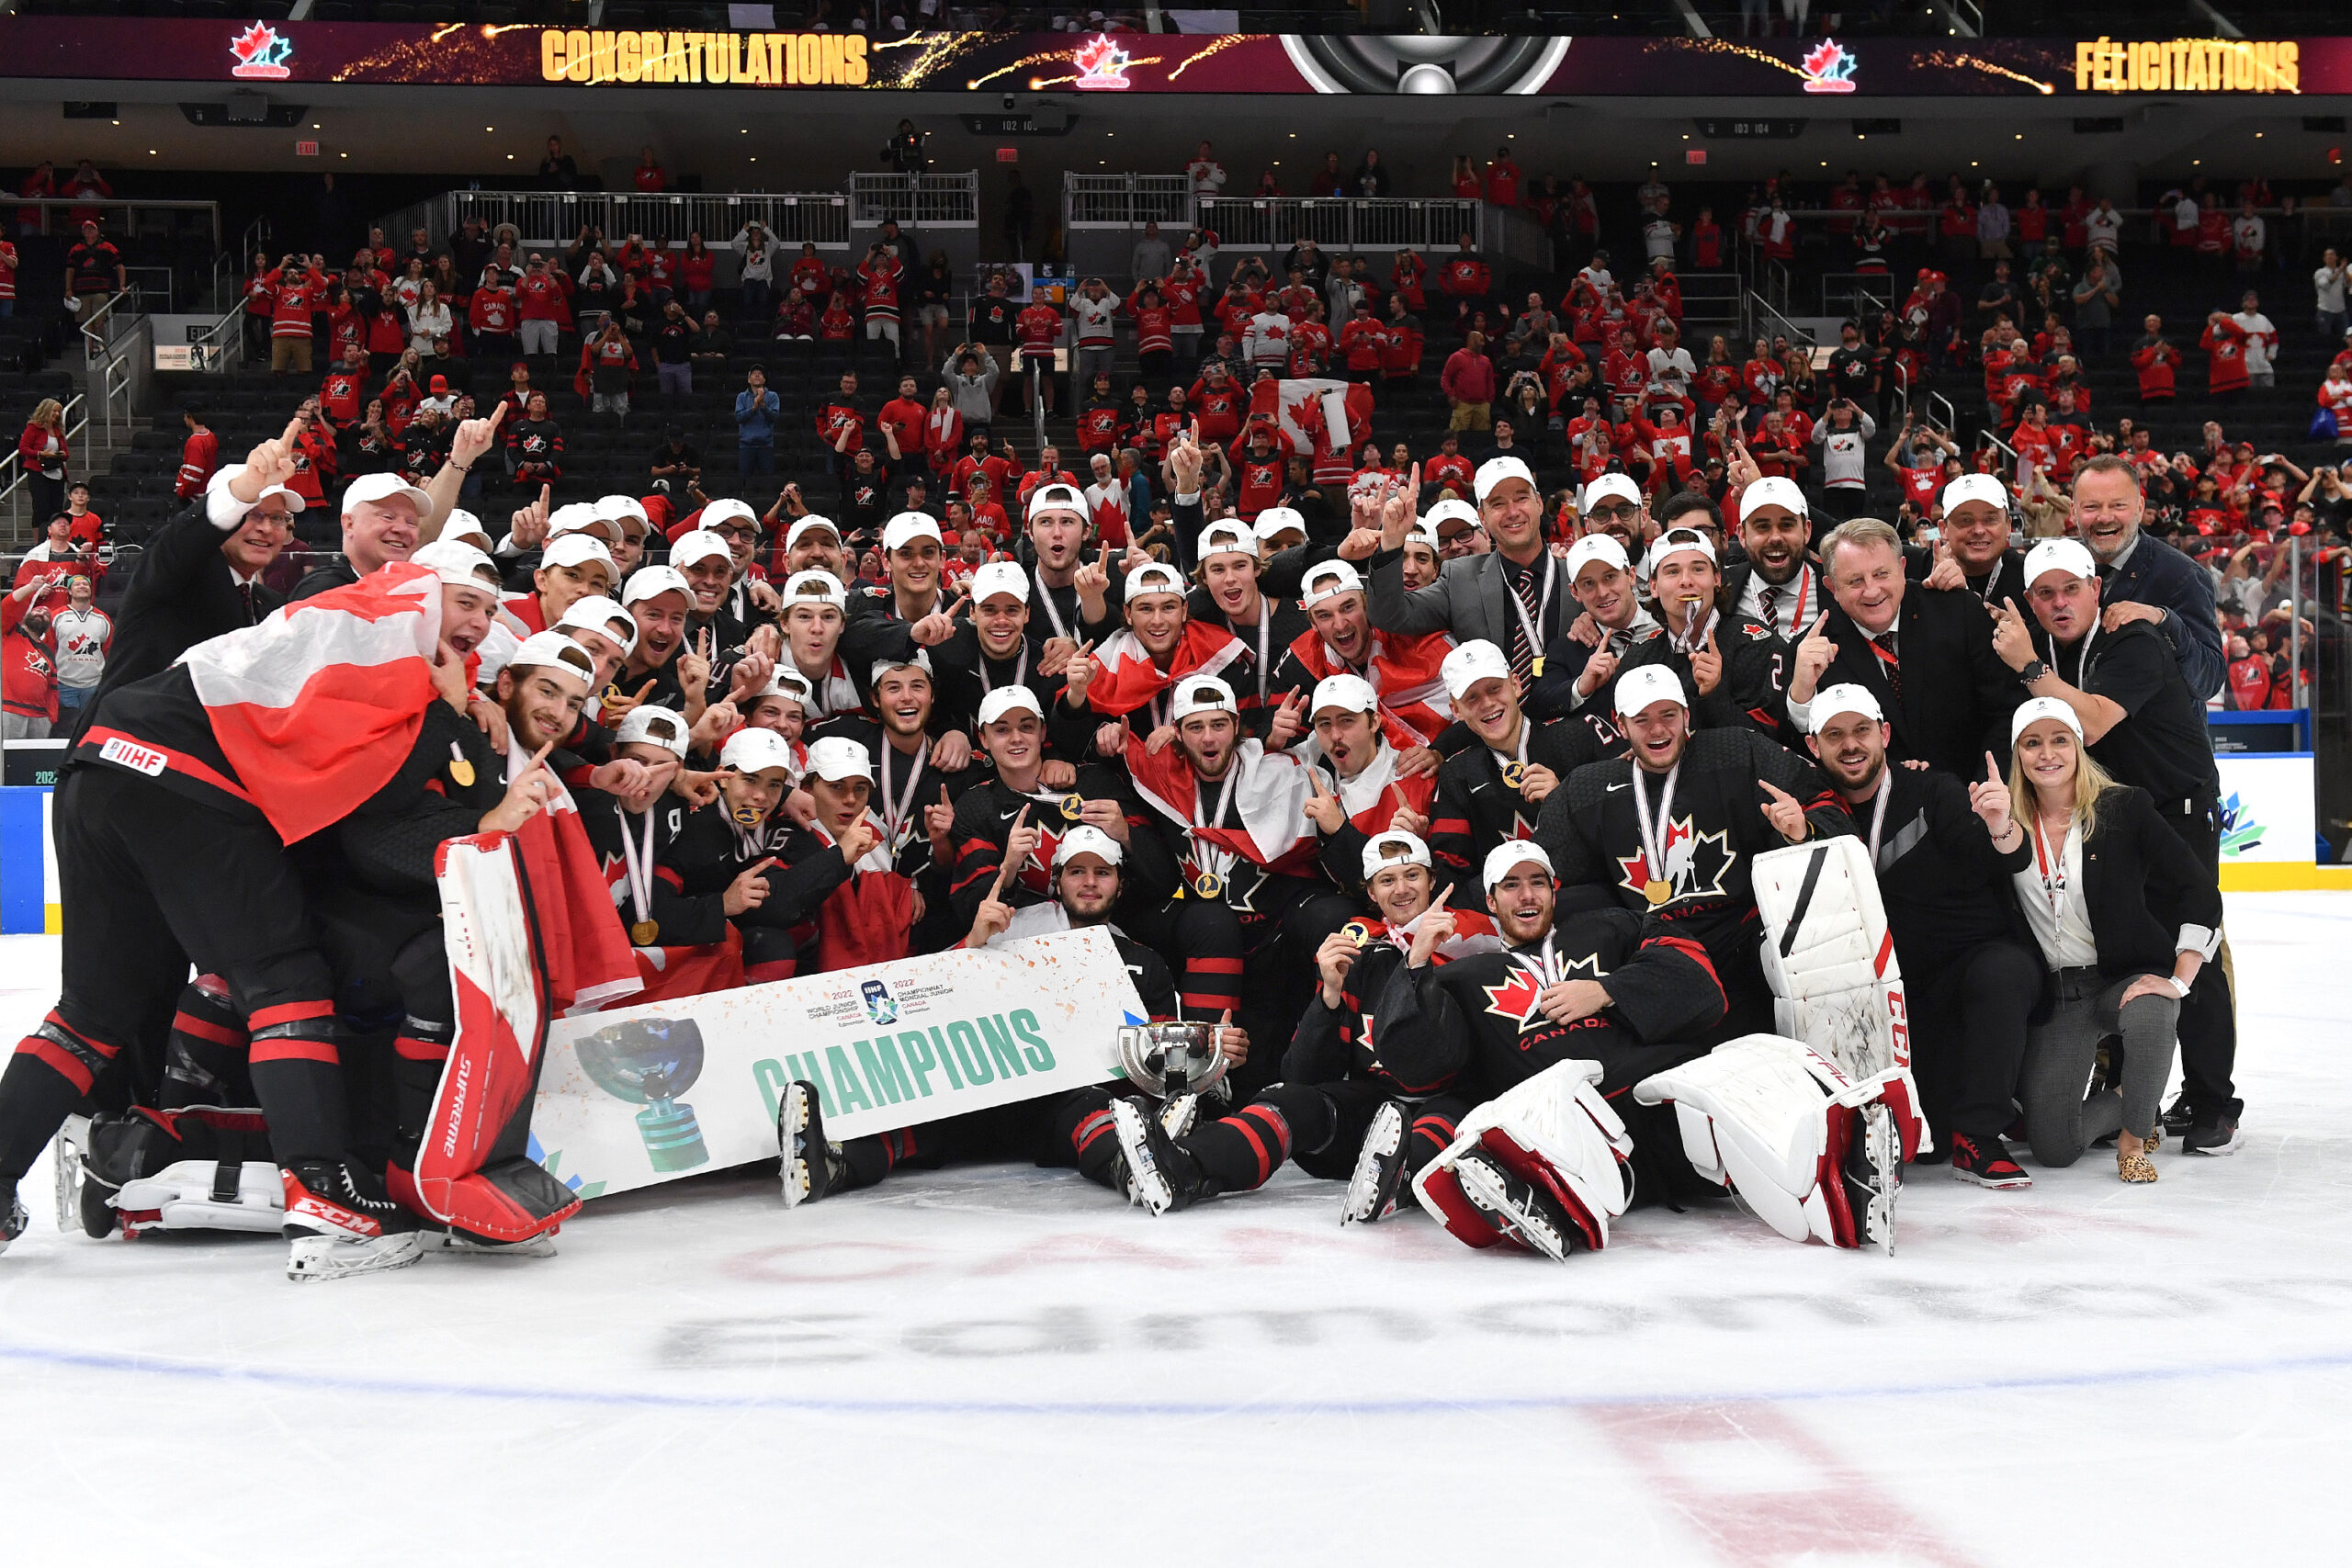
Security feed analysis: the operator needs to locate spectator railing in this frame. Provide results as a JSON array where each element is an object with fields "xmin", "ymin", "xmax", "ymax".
[
  {"xmin": 848, "ymin": 173, "xmax": 979, "ymax": 229},
  {"xmin": 1064, "ymin": 173, "xmax": 1193, "ymax": 230},
  {"xmin": 1195, "ymin": 195, "xmax": 1486, "ymax": 255},
  {"xmin": 8, "ymin": 196, "xmax": 222, "ymax": 252},
  {"xmin": 80, "ymin": 286, "xmax": 151, "ymax": 451},
  {"xmin": 1818, "ymin": 275, "xmax": 1894, "ymax": 324}
]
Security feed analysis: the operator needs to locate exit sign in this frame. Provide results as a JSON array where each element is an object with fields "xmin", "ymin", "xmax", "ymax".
[
  {"xmin": 295, "ymin": 140, "xmax": 319, "ymax": 157},
  {"xmin": 1685, "ymin": 149, "xmax": 1707, "ymax": 164},
  {"xmin": 996, "ymin": 147, "xmax": 1018, "ymax": 163}
]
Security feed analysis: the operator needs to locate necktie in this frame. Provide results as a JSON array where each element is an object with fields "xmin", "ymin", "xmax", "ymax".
[
  {"xmin": 1759, "ymin": 585, "xmax": 1781, "ymax": 632},
  {"xmin": 1871, "ymin": 633, "xmax": 1902, "ymax": 700},
  {"xmin": 1507, "ymin": 566, "xmax": 1539, "ymax": 682},
  {"xmin": 240, "ymin": 581, "xmax": 257, "ymax": 624}
]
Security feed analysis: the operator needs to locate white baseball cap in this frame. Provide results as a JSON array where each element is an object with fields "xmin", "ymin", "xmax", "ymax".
[
  {"xmin": 781, "ymin": 569, "xmax": 848, "ymax": 610},
  {"xmin": 1738, "ymin": 475, "xmax": 1809, "ymax": 523},
  {"xmin": 596, "ymin": 494, "xmax": 652, "ymax": 534},
  {"xmin": 1026, "ymin": 481, "xmax": 1087, "ymax": 522},
  {"xmin": 614, "ymin": 705, "xmax": 690, "ymax": 758},
  {"xmin": 342, "ymin": 471, "xmax": 431, "ymax": 517},
  {"xmin": 1124, "ymin": 561, "xmax": 1188, "ymax": 604},
  {"xmin": 622, "ymin": 564, "xmax": 694, "ymax": 608},
  {"xmin": 1941, "ymin": 473, "xmax": 2010, "ymax": 515},
  {"xmin": 548, "ymin": 502, "xmax": 619, "ymax": 544},
  {"xmin": 970, "ymin": 560, "xmax": 1028, "ymax": 604},
  {"xmin": 1807, "ymin": 682, "xmax": 1884, "ymax": 734},
  {"xmin": 1170, "ymin": 675, "xmax": 1238, "ymax": 721},
  {"xmin": 2010, "ymin": 694, "xmax": 2084, "ymax": 746},
  {"xmin": 1197, "ymin": 520, "xmax": 1257, "ymax": 561},
  {"xmin": 883, "ymin": 511, "xmax": 944, "ymax": 553},
  {"xmin": 1422, "ymin": 498, "xmax": 1481, "ymax": 536},
  {"xmin": 669, "ymin": 530, "xmax": 733, "ymax": 570},
  {"xmin": 869, "ymin": 648, "xmax": 934, "ymax": 685},
  {"xmin": 1300, "ymin": 559, "xmax": 1364, "ymax": 607},
  {"xmin": 2023, "ymin": 538, "xmax": 2098, "ymax": 586},
  {"xmin": 1361, "ymin": 830, "xmax": 1431, "ymax": 880},
  {"xmin": 1613, "ymin": 663, "xmax": 1688, "ymax": 717},
  {"xmin": 977, "ymin": 685, "xmax": 1045, "ymax": 726},
  {"xmin": 1642, "ymin": 526, "xmax": 1717, "ymax": 579},
  {"xmin": 1441, "ymin": 639, "xmax": 1513, "ymax": 700},
  {"xmin": 245, "ymin": 480, "xmax": 307, "ymax": 515},
  {"xmin": 699, "ymin": 498, "xmax": 761, "ymax": 534},
  {"xmin": 1310, "ymin": 672, "xmax": 1377, "ymax": 716},
  {"xmin": 553, "ymin": 593, "xmax": 639, "ymax": 657},
  {"xmin": 472, "ymin": 621, "xmax": 521, "ymax": 686},
  {"xmin": 506, "ymin": 629, "xmax": 599, "ymax": 687},
  {"xmin": 804, "ymin": 735, "xmax": 872, "ymax": 784},
  {"xmin": 753, "ymin": 669, "xmax": 814, "ymax": 710},
  {"xmin": 1253, "ymin": 506, "xmax": 1307, "ymax": 543},
  {"xmin": 1054, "ymin": 824, "xmax": 1125, "ymax": 868},
  {"xmin": 436, "ymin": 507, "xmax": 490, "ymax": 550},
  {"xmin": 1578, "ymin": 473, "xmax": 1644, "ymax": 513},
  {"xmin": 722, "ymin": 727, "xmax": 800, "ymax": 776},
  {"xmin": 1401, "ymin": 522, "xmax": 1441, "ymax": 553},
  {"xmin": 1474, "ymin": 456, "xmax": 1537, "ymax": 504},
  {"xmin": 412, "ymin": 538, "xmax": 501, "ymax": 589},
  {"xmin": 539, "ymin": 532, "xmax": 616, "ymax": 578},
  {"xmin": 784, "ymin": 516, "xmax": 843, "ymax": 553},
  {"xmin": 1565, "ymin": 535, "xmax": 1631, "ymax": 581},
  {"xmin": 1482, "ymin": 840, "xmax": 1555, "ymax": 892}
]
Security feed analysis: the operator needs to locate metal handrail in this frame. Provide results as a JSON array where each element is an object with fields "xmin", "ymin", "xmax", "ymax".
[
  {"xmin": 9, "ymin": 196, "xmax": 221, "ymax": 252},
  {"xmin": 1928, "ymin": 390, "xmax": 1957, "ymax": 435},
  {"xmin": 374, "ymin": 176, "xmax": 975, "ymax": 258},
  {"xmin": 187, "ymin": 303, "xmax": 249, "ymax": 372},
  {"xmin": 78, "ymin": 285, "xmax": 142, "ymax": 367},
  {"xmin": 1194, "ymin": 195, "xmax": 1487, "ymax": 254},
  {"xmin": 1065, "ymin": 173, "xmax": 1193, "ymax": 230}
]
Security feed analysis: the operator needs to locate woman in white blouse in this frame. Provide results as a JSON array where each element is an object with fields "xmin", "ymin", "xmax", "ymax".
[
  {"xmin": 407, "ymin": 279, "xmax": 453, "ymax": 358},
  {"xmin": 2006, "ymin": 698, "xmax": 2222, "ymax": 1183}
]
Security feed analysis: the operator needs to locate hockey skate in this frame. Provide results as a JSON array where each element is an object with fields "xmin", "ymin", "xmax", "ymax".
[
  {"xmin": 1, "ymin": 1185, "xmax": 25, "ymax": 1256},
  {"xmin": 54, "ymin": 1113, "xmax": 90, "ymax": 1234},
  {"xmin": 281, "ymin": 1161, "xmax": 424, "ymax": 1281},
  {"xmin": 1159, "ymin": 1091, "xmax": 1201, "ymax": 1140},
  {"xmin": 440, "ymin": 1226, "xmax": 559, "ymax": 1258},
  {"xmin": 1111, "ymin": 1097, "xmax": 1209, "ymax": 1217},
  {"xmin": 779, "ymin": 1080, "xmax": 847, "ymax": 1208},
  {"xmin": 1450, "ymin": 1151, "xmax": 1580, "ymax": 1262},
  {"xmin": 1340, "ymin": 1100, "xmax": 1409, "ymax": 1224}
]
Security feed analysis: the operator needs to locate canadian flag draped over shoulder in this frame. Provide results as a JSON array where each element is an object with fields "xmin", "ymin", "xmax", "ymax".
[
  {"xmin": 178, "ymin": 560, "xmax": 442, "ymax": 845},
  {"xmin": 1283, "ymin": 624, "xmax": 1456, "ymax": 747},
  {"xmin": 1085, "ymin": 623, "xmax": 1248, "ymax": 717},
  {"xmin": 1325, "ymin": 742, "xmax": 1437, "ymax": 835},
  {"xmin": 1125, "ymin": 731, "xmax": 1318, "ymax": 874},
  {"xmin": 1250, "ymin": 377, "xmax": 1377, "ymax": 455}
]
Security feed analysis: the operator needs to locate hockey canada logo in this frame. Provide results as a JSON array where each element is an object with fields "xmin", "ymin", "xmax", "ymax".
[
  {"xmin": 1615, "ymin": 816, "xmax": 1736, "ymax": 904},
  {"xmin": 1800, "ymin": 39, "xmax": 1858, "ymax": 95},
  {"xmin": 230, "ymin": 21, "xmax": 294, "ymax": 80},
  {"xmin": 1071, "ymin": 35, "xmax": 1134, "ymax": 91},
  {"xmin": 1483, "ymin": 950, "xmax": 1604, "ymax": 1032}
]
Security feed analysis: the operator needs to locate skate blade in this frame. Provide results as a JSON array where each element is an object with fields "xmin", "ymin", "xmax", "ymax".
[
  {"xmin": 54, "ymin": 1113, "xmax": 90, "ymax": 1235},
  {"xmin": 1159, "ymin": 1092, "xmax": 1200, "ymax": 1141},
  {"xmin": 1863, "ymin": 1103, "xmax": 1900, "ymax": 1258},
  {"xmin": 1111, "ymin": 1100, "xmax": 1175, "ymax": 1217},
  {"xmin": 286, "ymin": 1230, "xmax": 425, "ymax": 1282},
  {"xmin": 440, "ymin": 1230, "xmax": 558, "ymax": 1258},
  {"xmin": 1454, "ymin": 1158, "xmax": 1569, "ymax": 1263},
  {"xmin": 1340, "ymin": 1104, "xmax": 1405, "ymax": 1225}
]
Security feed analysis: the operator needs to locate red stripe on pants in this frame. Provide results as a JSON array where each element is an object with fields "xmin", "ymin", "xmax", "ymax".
[
  {"xmin": 247, "ymin": 999, "xmax": 334, "ymax": 1031},
  {"xmin": 249, "ymin": 1035, "xmax": 341, "ymax": 1066},
  {"xmin": 172, "ymin": 1011, "xmax": 247, "ymax": 1049},
  {"xmin": 19, "ymin": 1036, "xmax": 97, "ymax": 1095}
]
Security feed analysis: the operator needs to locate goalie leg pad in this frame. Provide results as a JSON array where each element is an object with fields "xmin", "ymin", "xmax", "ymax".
[
  {"xmin": 1751, "ymin": 838, "xmax": 1912, "ymax": 1088},
  {"xmin": 1634, "ymin": 1035, "xmax": 1858, "ymax": 1247},
  {"xmin": 1410, "ymin": 1061, "xmax": 1634, "ymax": 1253}
]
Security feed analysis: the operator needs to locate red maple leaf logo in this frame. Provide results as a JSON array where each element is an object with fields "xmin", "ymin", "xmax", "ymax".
[
  {"xmin": 1802, "ymin": 40, "xmax": 1842, "ymax": 77},
  {"xmin": 1482, "ymin": 965, "xmax": 1544, "ymax": 1026},
  {"xmin": 1800, "ymin": 39, "xmax": 1856, "ymax": 90},
  {"xmin": 1071, "ymin": 36, "xmax": 1132, "ymax": 87},
  {"xmin": 229, "ymin": 21, "xmax": 292, "ymax": 78},
  {"xmin": 230, "ymin": 22, "xmax": 274, "ymax": 63}
]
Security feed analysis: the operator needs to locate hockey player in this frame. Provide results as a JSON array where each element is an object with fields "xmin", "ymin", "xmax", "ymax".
[
  {"xmin": 1111, "ymin": 830, "xmax": 1489, "ymax": 1221},
  {"xmin": 775, "ymin": 736, "xmax": 919, "ymax": 972},
  {"xmin": 809, "ymin": 651, "xmax": 967, "ymax": 951},
  {"xmin": 779, "ymin": 824, "xmax": 1183, "ymax": 1205},
  {"xmin": 1082, "ymin": 561, "xmax": 1250, "ymax": 740},
  {"xmin": 923, "ymin": 559, "xmax": 1071, "ymax": 739},
  {"xmin": 1428, "ymin": 639, "xmax": 1604, "ymax": 899},
  {"xmin": 1636, "ymin": 525, "xmax": 1791, "ymax": 739},
  {"xmin": 1299, "ymin": 672, "xmax": 1438, "ymax": 899},
  {"xmin": 1022, "ymin": 481, "xmax": 1122, "ymax": 653},
  {"xmin": 1534, "ymin": 665, "xmax": 1852, "ymax": 1037},
  {"xmin": 1802, "ymin": 682, "xmax": 2038, "ymax": 1186},
  {"xmin": 1187, "ymin": 517, "xmax": 1305, "ymax": 713},
  {"xmin": 670, "ymin": 727, "xmax": 863, "ymax": 982},
  {"xmin": 1268, "ymin": 557, "xmax": 1455, "ymax": 750},
  {"xmin": 777, "ymin": 569, "xmax": 868, "ymax": 724}
]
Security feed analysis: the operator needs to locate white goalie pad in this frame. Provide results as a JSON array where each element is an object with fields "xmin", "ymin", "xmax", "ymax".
[
  {"xmin": 1634, "ymin": 1034, "xmax": 1926, "ymax": 1254},
  {"xmin": 1411, "ymin": 1059, "xmax": 1634, "ymax": 1254},
  {"xmin": 1751, "ymin": 838, "xmax": 1917, "ymax": 1114},
  {"xmin": 113, "ymin": 1161, "xmax": 286, "ymax": 1237}
]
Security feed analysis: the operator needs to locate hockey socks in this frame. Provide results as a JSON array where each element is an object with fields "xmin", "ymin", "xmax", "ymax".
[{"xmin": 0, "ymin": 1014, "xmax": 117, "ymax": 1187}]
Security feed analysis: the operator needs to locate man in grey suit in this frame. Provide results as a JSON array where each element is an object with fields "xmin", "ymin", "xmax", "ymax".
[{"xmin": 1367, "ymin": 456, "xmax": 1566, "ymax": 682}]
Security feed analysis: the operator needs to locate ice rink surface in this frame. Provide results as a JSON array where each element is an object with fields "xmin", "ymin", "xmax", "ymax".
[{"xmin": 0, "ymin": 894, "xmax": 2346, "ymax": 1564}]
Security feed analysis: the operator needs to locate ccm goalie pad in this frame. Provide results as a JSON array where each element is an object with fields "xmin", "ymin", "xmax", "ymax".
[
  {"xmin": 1411, "ymin": 1060, "xmax": 1633, "ymax": 1261},
  {"xmin": 1750, "ymin": 837, "xmax": 1929, "ymax": 1155},
  {"xmin": 1634, "ymin": 1034, "xmax": 1927, "ymax": 1255}
]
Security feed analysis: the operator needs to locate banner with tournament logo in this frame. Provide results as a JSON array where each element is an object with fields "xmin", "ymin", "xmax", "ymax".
[{"xmin": 526, "ymin": 927, "xmax": 1143, "ymax": 1201}]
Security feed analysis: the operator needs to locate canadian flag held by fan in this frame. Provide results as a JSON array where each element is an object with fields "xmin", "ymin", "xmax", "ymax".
[{"xmin": 1250, "ymin": 378, "xmax": 1376, "ymax": 455}]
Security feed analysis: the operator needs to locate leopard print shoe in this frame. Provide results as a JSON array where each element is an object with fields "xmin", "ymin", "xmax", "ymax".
[{"xmin": 2117, "ymin": 1146, "xmax": 2159, "ymax": 1183}]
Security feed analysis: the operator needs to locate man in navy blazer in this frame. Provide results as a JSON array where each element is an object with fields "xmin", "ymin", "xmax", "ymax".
[{"xmin": 2070, "ymin": 456, "xmax": 2223, "ymax": 703}]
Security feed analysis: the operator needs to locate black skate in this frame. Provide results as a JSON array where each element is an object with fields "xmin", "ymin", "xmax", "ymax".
[
  {"xmin": 1451, "ymin": 1151, "xmax": 1580, "ymax": 1263},
  {"xmin": 1341, "ymin": 1100, "xmax": 1409, "ymax": 1224},
  {"xmin": 0, "ymin": 1184, "xmax": 26, "ymax": 1256},
  {"xmin": 282, "ymin": 1161, "xmax": 424, "ymax": 1282},
  {"xmin": 779, "ymin": 1081, "xmax": 846, "ymax": 1208},
  {"xmin": 1111, "ymin": 1097, "xmax": 1208, "ymax": 1217}
]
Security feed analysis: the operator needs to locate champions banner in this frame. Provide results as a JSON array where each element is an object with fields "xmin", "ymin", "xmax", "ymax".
[
  {"xmin": 527, "ymin": 926, "xmax": 1142, "ymax": 1201},
  {"xmin": 0, "ymin": 18, "xmax": 2345, "ymax": 96}
]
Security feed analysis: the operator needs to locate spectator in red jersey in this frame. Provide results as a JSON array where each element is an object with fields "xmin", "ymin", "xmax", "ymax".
[
  {"xmin": 2201, "ymin": 310, "xmax": 2249, "ymax": 398},
  {"xmin": 1483, "ymin": 145, "xmax": 1522, "ymax": 208},
  {"xmin": 174, "ymin": 405, "xmax": 219, "ymax": 502},
  {"xmin": 0, "ymin": 575, "xmax": 58, "ymax": 739},
  {"xmin": 467, "ymin": 265, "xmax": 518, "ymax": 363},
  {"xmin": 17, "ymin": 397, "xmax": 67, "ymax": 524},
  {"xmin": 1442, "ymin": 333, "xmax": 1498, "ymax": 433},
  {"xmin": 63, "ymin": 217, "xmax": 124, "ymax": 328},
  {"xmin": 1015, "ymin": 289, "xmax": 1064, "ymax": 415},
  {"xmin": 1188, "ymin": 360, "xmax": 1245, "ymax": 446},
  {"xmin": 515, "ymin": 253, "xmax": 568, "ymax": 362},
  {"xmin": 633, "ymin": 146, "xmax": 667, "ymax": 193},
  {"xmin": 0, "ymin": 231, "xmax": 17, "ymax": 319},
  {"xmin": 15, "ymin": 511, "xmax": 100, "ymax": 615},
  {"xmin": 1424, "ymin": 429, "xmax": 1475, "ymax": 500},
  {"xmin": 580, "ymin": 319, "xmax": 637, "ymax": 420},
  {"xmin": 2131, "ymin": 315, "xmax": 2178, "ymax": 405},
  {"xmin": 1127, "ymin": 281, "xmax": 1173, "ymax": 380},
  {"xmin": 1438, "ymin": 232, "xmax": 1493, "ymax": 336},
  {"xmin": 816, "ymin": 370, "xmax": 865, "ymax": 478},
  {"xmin": 921, "ymin": 386, "xmax": 964, "ymax": 479},
  {"xmin": 16, "ymin": 160, "xmax": 54, "ymax": 237}
]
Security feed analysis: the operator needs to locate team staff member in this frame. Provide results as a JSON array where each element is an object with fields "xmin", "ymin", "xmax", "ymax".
[
  {"xmin": 1989, "ymin": 538, "xmax": 2239, "ymax": 1156},
  {"xmin": 1536, "ymin": 665, "xmax": 1851, "ymax": 1038},
  {"xmin": 1368, "ymin": 457, "xmax": 1569, "ymax": 685},
  {"xmin": 2069, "ymin": 454, "xmax": 2223, "ymax": 702},
  {"xmin": 1785, "ymin": 516, "xmax": 2020, "ymax": 778},
  {"xmin": 2002, "ymin": 699, "xmax": 2221, "ymax": 1183},
  {"xmin": 1803, "ymin": 683, "xmax": 2040, "ymax": 1188},
  {"xmin": 1908, "ymin": 473, "xmax": 2027, "ymax": 605},
  {"xmin": 1723, "ymin": 477, "xmax": 1823, "ymax": 640}
]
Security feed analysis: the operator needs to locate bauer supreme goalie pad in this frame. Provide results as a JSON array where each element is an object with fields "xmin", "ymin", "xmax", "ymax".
[
  {"xmin": 1750, "ymin": 839, "xmax": 1925, "ymax": 1145},
  {"xmin": 1634, "ymin": 1033, "xmax": 1927, "ymax": 1255},
  {"xmin": 1413, "ymin": 1059, "xmax": 1634, "ymax": 1259}
]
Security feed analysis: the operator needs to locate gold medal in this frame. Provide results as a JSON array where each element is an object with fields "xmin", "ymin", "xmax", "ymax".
[
  {"xmin": 731, "ymin": 804, "xmax": 764, "ymax": 828},
  {"xmin": 1340, "ymin": 919, "xmax": 1373, "ymax": 948},
  {"xmin": 448, "ymin": 757, "xmax": 475, "ymax": 788},
  {"xmin": 629, "ymin": 919, "xmax": 660, "ymax": 946},
  {"xmin": 1193, "ymin": 872, "xmax": 1224, "ymax": 899},
  {"xmin": 1059, "ymin": 793, "xmax": 1085, "ymax": 821},
  {"xmin": 1643, "ymin": 878, "xmax": 1673, "ymax": 906},
  {"xmin": 1500, "ymin": 761, "xmax": 1527, "ymax": 791}
]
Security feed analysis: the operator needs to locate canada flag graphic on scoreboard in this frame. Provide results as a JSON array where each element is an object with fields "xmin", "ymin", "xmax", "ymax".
[{"xmin": 230, "ymin": 21, "xmax": 294, "ymax": 80}]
